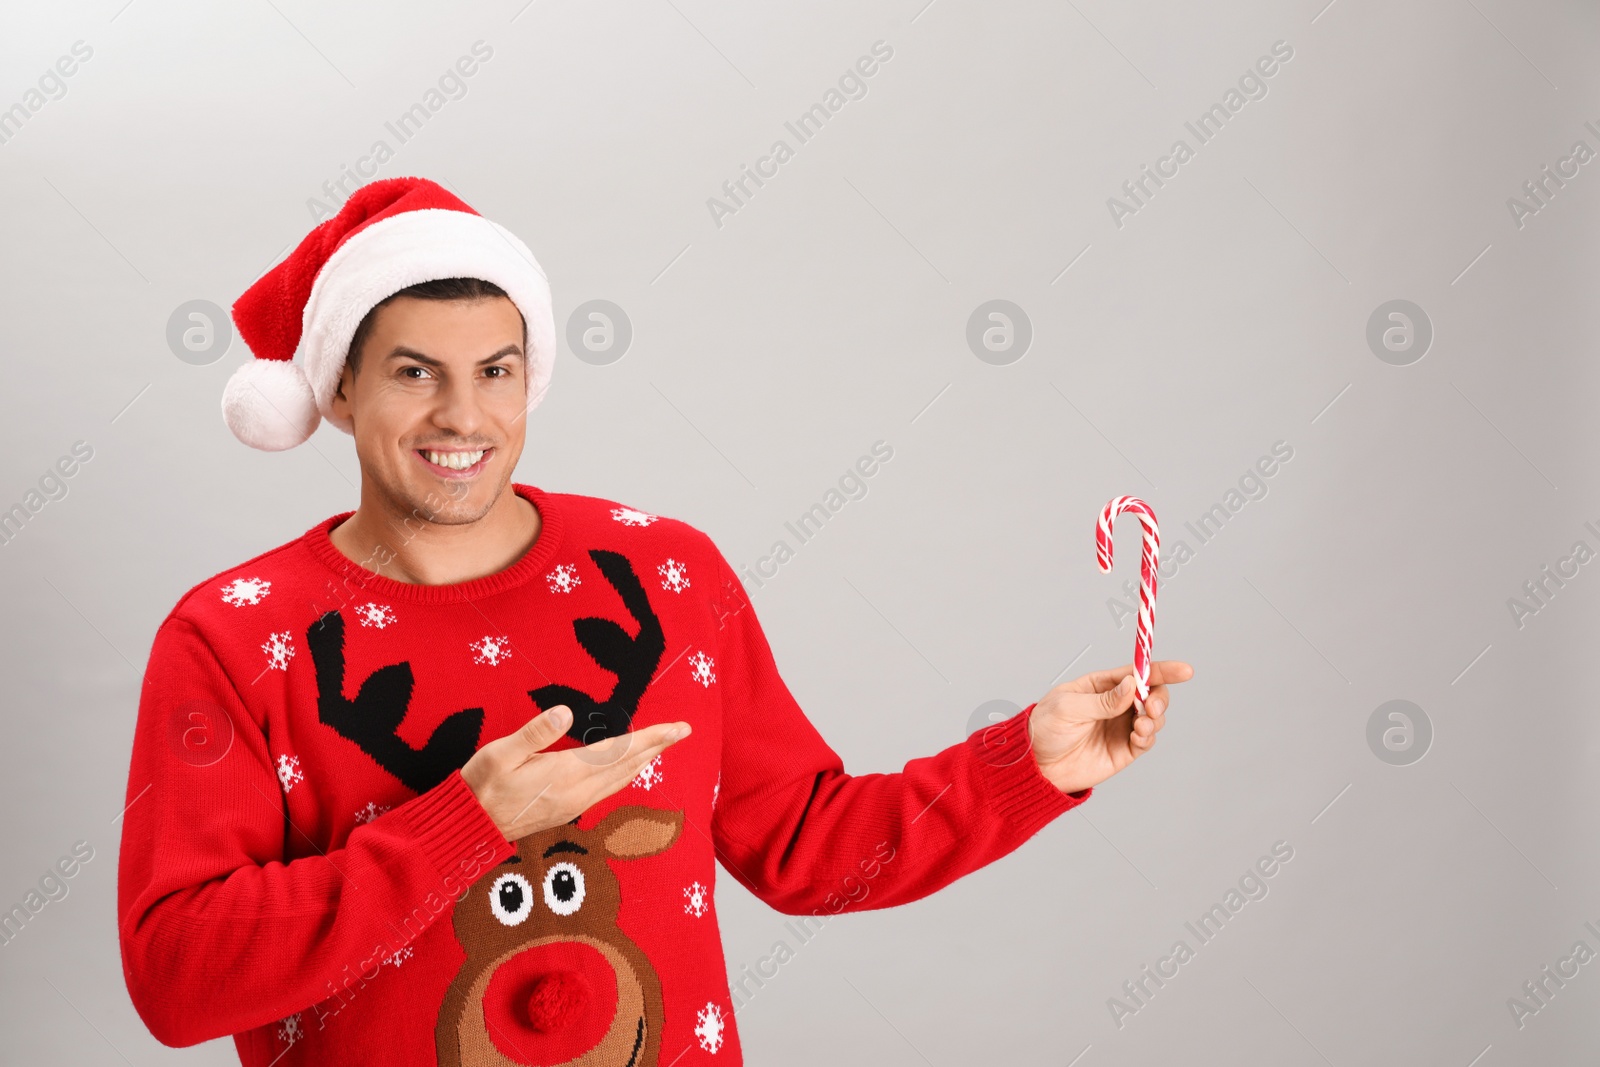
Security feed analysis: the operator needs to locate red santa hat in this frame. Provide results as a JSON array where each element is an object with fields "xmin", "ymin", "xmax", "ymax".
[{"xmin": 223, "ymin": 176, "xmax": 555, "ymax": 451}]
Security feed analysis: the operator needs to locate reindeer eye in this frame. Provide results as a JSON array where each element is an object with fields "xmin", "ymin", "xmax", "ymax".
[
  {"xmin": 543, "ymin": 861, "xmax": 585, "ymax": 916},
  {"xmin": 489, "ymin": 872, "xmax": 534, "ymax": 927}
]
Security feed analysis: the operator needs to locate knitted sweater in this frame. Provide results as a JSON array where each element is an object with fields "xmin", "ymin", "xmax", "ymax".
[{"xmin": 116, "ymin": 482, "xmax": 1089, "ymax": 1065}]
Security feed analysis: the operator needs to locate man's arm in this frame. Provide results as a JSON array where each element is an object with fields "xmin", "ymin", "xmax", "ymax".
[
  {"xmin": 116, "ymin": 615, "xmax": 514, "ymax": 1047},
  {"xmin": 706, "ymin": 551, "xmax": 1089, "ymax": 917}
]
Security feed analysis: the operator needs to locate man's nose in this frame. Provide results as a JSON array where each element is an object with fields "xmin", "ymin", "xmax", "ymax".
[{"xmin": 431, "ymin": 375, "xmax": 486, "ymax": 433}]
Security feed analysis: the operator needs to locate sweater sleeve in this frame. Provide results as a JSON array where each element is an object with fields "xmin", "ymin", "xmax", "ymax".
[
  {"xmin": 116, "ymin": 614, "xmax": 515, "ymax": 1047},
  {"xmin": 705, "ymin": 551, "xmax": 1090, "ymax": 917}
]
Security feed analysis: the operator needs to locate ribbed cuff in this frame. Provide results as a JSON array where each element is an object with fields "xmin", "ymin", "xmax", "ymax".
[
  {"xmin": 969, "ymin": 703, "xmax": 1091, "ymax": 836},
  {"xmin": 394, "ymin": 769, "xmax": 515, "ymax": 882}
]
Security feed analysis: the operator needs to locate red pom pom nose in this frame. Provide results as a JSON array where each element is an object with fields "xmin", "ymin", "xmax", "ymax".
[
  {"xmin": 526, "ymin": 971, "xmax": 590, "ymax": 1032},
  {"xmin": 484, "ymin": 941, "xmax": 619, "ymax": 1063}
]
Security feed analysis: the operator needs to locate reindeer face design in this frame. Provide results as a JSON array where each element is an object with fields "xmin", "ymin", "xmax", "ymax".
[{"xmin": 436, "ymin": 806, "xmax": 683, "ymax": 1067}]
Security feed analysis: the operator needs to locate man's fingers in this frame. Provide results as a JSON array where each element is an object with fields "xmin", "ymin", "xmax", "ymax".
[
  {"xmin": 1148, "ymin": 660, "xmax": 1194, "ymax": 686},
  {"xmin": 1083, "ymin": 660, "xmax": 1194, "ymax": 694},
  {"xmin": 1088, "ymin": 675, "xmax": 1138, "ymax": 720},
  {"xmin": 1078, "ymin": 663, "xmax": 1136, "ymax": 694},
  {"xmin": 1132, "ymin": 717, "xmax": 1156, "ymax": 751},
  {"xmin": 479, "ymin": 716, "xmax": 687, "ymax": 840},
  {"xmin": 1130, "ymin": 684, "xmax": 1172, "ymax": 753},
  {"xmin": 612, "ymin": 723, "xmax": 690, "ymax": 781},
  {"xmin": 516, "ymin": 704, "xmax": 573, "ymax": 756},
  {"xmin": 573, "ymin": 722, "xmax": 690, "ymax": 777},
  {"xmin": 580, "ymin": 724, "xmax": 690, "ymax": 802}
]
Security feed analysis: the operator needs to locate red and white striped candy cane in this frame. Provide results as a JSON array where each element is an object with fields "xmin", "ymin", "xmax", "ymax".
[{"xmin": 1095, "ymin": 496, "xmax": 1160, "ymax": 714}]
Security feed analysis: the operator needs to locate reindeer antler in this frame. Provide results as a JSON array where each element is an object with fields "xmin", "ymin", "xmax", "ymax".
[
  {"xmin": 529, "ymin": 549, "xmax": 666, "ymax": 744},
  {"xmin": 307, "ymin": 611, "xmax": 485, "ymax": 794}
]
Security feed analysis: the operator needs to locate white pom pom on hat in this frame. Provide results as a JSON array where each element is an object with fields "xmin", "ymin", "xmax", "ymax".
[
  {"xmin": 220, "ymin": 357, "xmax": 320, "ymax": 452},
  {"xmin": 223, "ymin": 176, "xmax": 556, "ymax": 452}
]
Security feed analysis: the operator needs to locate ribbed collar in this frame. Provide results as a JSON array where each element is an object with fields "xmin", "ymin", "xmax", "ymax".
[{"xmin": 302, "ymin": 482, "xmax": 564, "ymax": 604}]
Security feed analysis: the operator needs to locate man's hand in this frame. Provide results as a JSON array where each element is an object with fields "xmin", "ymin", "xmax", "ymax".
[
  {"xmin": 461, "ymin": 705, "xmax": 691, "ymax": 841},
  {"xmin": 1027, "ymin": 660, "xmax": 1194, "ymax": 795}
]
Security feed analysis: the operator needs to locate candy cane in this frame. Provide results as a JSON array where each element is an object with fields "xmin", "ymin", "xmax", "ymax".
[{"xmin": 1096, "ymin": 496, "xmax": 1160, "ymax": 714}]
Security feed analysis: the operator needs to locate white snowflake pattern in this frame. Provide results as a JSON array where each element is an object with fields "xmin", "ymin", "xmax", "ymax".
[
  {"xmin": 276, "ymin": 754, "xmax": 303, "ymax": 792},
  {"xmin": 684, "ymin": 880, "xmax": 710, "ymax": 918},
  {"xmin": 383, "ymin": 946, "xmax": 413, "ymax": 968},
  {"xmin": 632, "ymin": 754, "xmax": 664, "ymax": 791},
  {"xmin": 546, "ymin": 563, "xmax": 582, "ymax": 593},
  {"xmin": 220, "ymin": 577, "xmax": 271, "ymax": 607},
  {"xmin": 262, "ymin": 631, "xmax": 295, "ymax": 671},
  {"xmin": 277, "ymin": 1012, "xmax": 303, "ymax": 1046},
  {"xmin": 354, "ymin": 602, "xmax": 397, "ymax": 629},
  {"xmin": 354, "ymin": 801, "xmax": 390, "ymax": 825},
  {"xmin": 712, "ymin": 772, "xmax": 720, "ymax": 811},
  {"xmin": 688, "ymin": 650, "xmax": 717, "ymax": 688},
  {"xmin": 695, "ymin": 1002, "xmax": 726, "ymax": 1053},
  {"xmin": 470, "ymin": 635, "xmax": 513, "ymax": 666},
  {"xmin": 658, "ymin": 558, "xmax": 691, "ymax": 593},
  {"xmin": 611, "ymin": 506, "xmax": 658, "ymax": 527}
]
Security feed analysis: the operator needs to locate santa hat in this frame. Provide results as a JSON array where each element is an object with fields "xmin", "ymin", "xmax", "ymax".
[{"xmin": 223, "ymin": 176, "xmax": 555, "ymax": 451}]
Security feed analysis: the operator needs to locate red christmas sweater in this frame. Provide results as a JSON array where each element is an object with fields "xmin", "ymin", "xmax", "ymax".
[{"xmin": 117, "ymin": 482, "xmax": 1089, "ymax": 1066}]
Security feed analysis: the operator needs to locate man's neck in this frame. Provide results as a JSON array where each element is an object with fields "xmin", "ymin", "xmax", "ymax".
[{"xmin": 328, "ymin": 483, "xmax": 542, "ymax": 586}]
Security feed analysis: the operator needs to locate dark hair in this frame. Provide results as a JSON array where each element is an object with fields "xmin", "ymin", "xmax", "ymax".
[{"xmin": 344, "ymin": 277, "xmax": 525, "ymax": 377}]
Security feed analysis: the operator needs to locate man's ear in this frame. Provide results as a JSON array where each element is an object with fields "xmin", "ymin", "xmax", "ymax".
[{"xmin": 330, "ymin": 362, "xmax": 355, "ymax": 422}]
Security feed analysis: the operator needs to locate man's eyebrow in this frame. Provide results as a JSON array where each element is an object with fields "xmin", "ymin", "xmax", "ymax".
[
  {"xmin": 542, "ymin": 841, "xmax": 588, "ymax": 858},
  {"xmin": 384, "ymin": 344, "xmax": 523, "ymax": 367}
]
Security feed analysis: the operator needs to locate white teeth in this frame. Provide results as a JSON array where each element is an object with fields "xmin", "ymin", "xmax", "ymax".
[{"xmin": 422, "ymin": 449, "xmax": 486, "ymax": 470}]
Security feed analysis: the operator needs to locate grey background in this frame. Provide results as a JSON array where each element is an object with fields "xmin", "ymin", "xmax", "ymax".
[{"xmin": 1, "ymin": 0, "xmax": 1596, "ymax": 1063}]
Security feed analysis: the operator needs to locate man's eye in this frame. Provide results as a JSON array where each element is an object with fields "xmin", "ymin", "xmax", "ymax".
[{"xmin": 401, "ymin": 366, "xmax": 428, "ymax": 379}]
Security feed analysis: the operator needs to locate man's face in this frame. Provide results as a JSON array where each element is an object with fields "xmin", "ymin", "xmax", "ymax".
[{"xmin": 330, "ymin": 294, "xmax": 528, "ymax": 526}]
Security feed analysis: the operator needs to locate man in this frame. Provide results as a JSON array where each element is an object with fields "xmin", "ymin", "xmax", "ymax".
[{"xmin": 117, "ymin": 177, "xmax": 1192, "ymax": 1065}]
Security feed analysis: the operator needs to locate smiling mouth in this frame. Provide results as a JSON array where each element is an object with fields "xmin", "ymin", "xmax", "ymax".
[{"xmin": 416, "ymin": 447, "xmax": 492, "ymax": 478}]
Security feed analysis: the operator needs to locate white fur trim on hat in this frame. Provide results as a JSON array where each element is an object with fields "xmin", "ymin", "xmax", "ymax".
[
  {"xmin": 220, "ymin": 357, "xmax": 321, "ymax": 452},
  {"xmin": 297, "ymin": 208, "xmax": 557, "ymax": 435}
]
